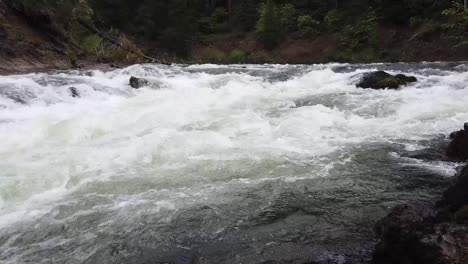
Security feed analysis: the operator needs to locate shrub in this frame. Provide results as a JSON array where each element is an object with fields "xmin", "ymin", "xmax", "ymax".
[
  {"xmin": 340, "ymin": 11, "xmax": 378, "ymax": 51},
  {"xmin": 256, "ymin": 0, "xmax": 282, "ymax": 49},
  {"xmin": 413, "ymin": 21, "xmax": 441, "ymax": 41},
  {"xmin": 211, "ymin": 8, "xmax": 228, "ymax": 25},
  {"xmin": 298, "ymin": 15, "xmax": 320, "ymax": 37},
  {"xmin": 409, "ymin": 16, "xmax": 424, "ymax": 29},
  {"xmin": 279, "ymin": 4, "xmax": 297, "ymax": 33},
  {"xmin": 80, "ymin": 34, "xmax": 102, "ymax": 55},
  {"xmin": 228, "ymin": 49, "xmax": 247, "ymax": 63},
  {"xmin": 203, "ymin": 47, "xmax": 227, "ymax": 63},
  {"xmin": 324, "ymin": 10, "xmax": 343, "ymax": 32},
  {"xmin": 235, "ymin": 0, "xmax": 260, "ymax": 31},
  {"xmin": 210, "ymin": 8, "xmax": 230, "ymax": 32},
  {"xmin": 248, "ymin": 50, "xmax": 272, "ymax": 63},
  {"xmin": 442, "ymin": 1, "xmax": 468, "ymax": 29}
]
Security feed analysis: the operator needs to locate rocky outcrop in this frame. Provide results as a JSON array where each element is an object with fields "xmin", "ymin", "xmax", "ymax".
[
  {"xmin": 129, "ymin": 76, "xmax": 149, "ymax": 89},
  {"xmin": 372, "ymin": 124, "xmax": 468, "ymax": 264},
  {"xmin": 356, "ymin": 71, "xmax": 417, "ymax": 89},
  {"xmin": 438, "ymin": 166, "xmax": 468, "ymax": 214},
  {"xmin": 373, "ymin": 205, "xmax": 462, "ymax": 264},
  {"xmin": 447, "ymin": 123, "xmax": 468, "ymax": 162}
]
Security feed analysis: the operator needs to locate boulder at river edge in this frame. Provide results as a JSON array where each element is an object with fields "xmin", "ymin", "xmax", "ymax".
[
  {"xmin": 357, "ymin": 71, "xmax": 417, "ymax": 89},
  {"xmin": 130, "ymin": 76, "xmax": 149, "ymax": 89},
  {"xmin": 446, "ymin": 122, "xmax": 468, "ymax": 162},
  {"xmin": 372, "ymin": 123, "xmax": 468, "ymax": 264}
]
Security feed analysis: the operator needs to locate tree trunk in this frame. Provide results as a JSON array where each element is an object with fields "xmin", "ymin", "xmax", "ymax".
[{"xmin": 465, "ymin": 0, "xmax": 467, "ymax": 9}]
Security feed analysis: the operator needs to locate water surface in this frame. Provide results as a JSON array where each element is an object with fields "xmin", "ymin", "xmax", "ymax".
[{"xmin": 0, "ymin": 63, "xmax": 467, "ymax": 263}]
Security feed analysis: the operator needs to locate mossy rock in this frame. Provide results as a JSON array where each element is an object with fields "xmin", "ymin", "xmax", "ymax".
[
  {"xmin": 375, "ymin": 77, "xmax": 404, "ymax": 89},
  {"xmin": 357, "ymin": 71, "xmax": 417, "ymax": 90}
]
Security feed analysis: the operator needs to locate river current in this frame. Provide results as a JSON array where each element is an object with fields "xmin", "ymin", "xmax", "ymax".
[{"xmin": 0, "ymin": 63, "xmax": 467, "ymax": 263}]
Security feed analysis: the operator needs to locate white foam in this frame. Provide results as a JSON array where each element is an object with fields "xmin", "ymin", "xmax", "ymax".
[{"xmin": 0, "ymin": 63, "xmax": 467, "ymax": 229}]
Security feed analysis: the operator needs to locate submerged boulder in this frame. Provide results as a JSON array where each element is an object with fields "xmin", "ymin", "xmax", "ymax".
[
  {"xmin": 69, "ymin": 87, "xmax": 79, "ymax": 98},
  {"xmin": 446, "ymin": 123, "xmax": 468, "ymax": 162},
  {"xmin": 356, "ymin": 71, "xmax": 417, "ymax": 89},
  {"xmin": 129, "ymin": 76, "xmax": 149, "ymax": 89}
]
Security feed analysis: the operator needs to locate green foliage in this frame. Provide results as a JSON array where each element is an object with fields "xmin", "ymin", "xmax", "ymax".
[
  {"xmin": 297, "ymin": 15, "xmax": 320, "ymax": 37},
  {"xmin": 248, "ymin": 50, "xmax": 272, "ymax": 63},
  {"xmin": 210, "ymin": 8, "xmax": 229, "ymax": 32},
  {"xmin": 279, "ymin": 4, "xmax": 297, "ymax": 32},
  {"xmin": 80, "ymin": 34, "xmax": 102, "ymax": 55},
  {"xmin": 234, "ymin": 0, "xmax": 261, "ymax": 31},
  {"xmin": 203, "ymin": 47, "xmax": 227, "ymax": 63},
  {"xmin": 443, "ymin": 1, "xmax": 468, "ymax": 29},
  {"xmin": 228, "ymin": 49, "xmax": 247, "ymax": 63},
  {"xmin": 211, "ymin": 8, "xmax": 228, "ymax": 25},
  {"xmin": 9, "ymin": 0, "xmax": 466, "ymax": 62},
  {"xmin": 376, "ymin": 0, "xmax": 451, "ymax": 25},
  {"xmin": 409, "ymin": 16, "xmax": 424, "ymax": 29},
  {"xmin": 412, "ymin": 21, "xmax": 441, "ymax": 41},
  {"xmin": 90, "ymin": 0, "xmax": 197, "ymax": 57},
  {"xmin": 256, "ymin": 0, "xmax": 282, "ymax": 49},
  {"xmin": 324, "ymin": 10, "xmax": 343, "ymax": 32},
  {"xmin": 340, "ymin": 11, "xmax": 379, "ymax": 51}
]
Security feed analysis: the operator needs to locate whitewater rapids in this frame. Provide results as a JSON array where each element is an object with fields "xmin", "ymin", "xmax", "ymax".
[{"xmin": 0, "ymin": 63, "xmax": 467, "ymax": 263}]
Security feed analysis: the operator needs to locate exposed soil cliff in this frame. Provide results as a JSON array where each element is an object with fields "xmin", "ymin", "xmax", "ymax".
[{"xmin": 0, "ymin": 0, "xmax": 72, "ymax": 74}]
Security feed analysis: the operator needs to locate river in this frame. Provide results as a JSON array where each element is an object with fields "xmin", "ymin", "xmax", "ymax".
[{"xmin": 0, "ymin": 63, "xmax": 467, "ymax": 263}]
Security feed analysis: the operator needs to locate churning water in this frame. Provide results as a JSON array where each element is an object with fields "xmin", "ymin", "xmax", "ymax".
[{"xmin": 0, "ymin": 63, "xmax": 467, "ymax": 263}]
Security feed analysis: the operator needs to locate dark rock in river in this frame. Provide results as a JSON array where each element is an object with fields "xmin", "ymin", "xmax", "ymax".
[
  {"xmin": 356, "ymin": 71, "xmax": 417, "ymax": 89},
  {"xmin": 129, "ymin": 76, "xmax": 149, "ymax": 89},
  {"xmin": 446, "ymin": 123, "xmax": 468, "ymax": 162},
  {"xmin": 373, "ymin": 205, "xmax": 449, "ymax": 264},
  {"xmin": 373, "ymin": 197, "xmax": 468, "ymax": 264},
  {"xmin": 372, "ymin": 124, "xmax": 468, "ymax": 264},
  {"xmin": 438, "ymin": 166, "xmax": 468, "ymax": 213},
  {"xmin": 69, "ymin": 87, "xmax": 79, "ymax": 98}
]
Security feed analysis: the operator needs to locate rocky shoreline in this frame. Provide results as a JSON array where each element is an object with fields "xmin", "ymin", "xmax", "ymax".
[{"xmin": 372, "ymin": 124, "xmax": 468, "ymax": 264}]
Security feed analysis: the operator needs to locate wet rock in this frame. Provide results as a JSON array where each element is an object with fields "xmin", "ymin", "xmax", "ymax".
[
  {"xmin": 454, "ymin": 205, "xmax": 468, "ymax": 224},
  {"xmin": 372, "ymin": 205, "xmax": 462, "ymax": 264},
  {"xmin": 129, "ymin": 76, "xmax": 149, "ymax": 89},
  {"xmin": 69, "ymin": 87, "xmax": 79, "ymax": 98},
  {"xmin": 374, "ymin": 204, "xmax": 437, "ymax": 242},
  {"xmin": 356, "ymin": 71, "xmax": 417, "ymax": 89},
  {"xmin": 0, "ymin": 24, "xmax": 7, "ymax": 39},
  {"xmin": 372, "ymin": 124, "xmax": 468, "ymax": 264},
  {"xmin": 438, "ymin": 166, "xmax": 468, "ymax": 212},
  {"xmin": 446, "ymin": 123, "xmax": 468, "ymax": 162}
]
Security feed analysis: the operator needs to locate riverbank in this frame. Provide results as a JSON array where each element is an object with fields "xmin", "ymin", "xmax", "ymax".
[{"xmin": 1, "ymin": 0, "xmax": 467, "ymax": 75}]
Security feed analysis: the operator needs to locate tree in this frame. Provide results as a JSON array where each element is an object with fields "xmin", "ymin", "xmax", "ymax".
[
  {"xmin": 256, "ymin": 0, "xmax": 282, "ymax": 49},
  {"xmin": 235, "ymin": 0, "xmax": 260, "ymax": 31}
]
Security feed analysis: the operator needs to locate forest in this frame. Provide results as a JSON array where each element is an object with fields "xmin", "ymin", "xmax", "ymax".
[{"xmin": 2, "ymin": 0, "xmax": 468, "ymax": 64}]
